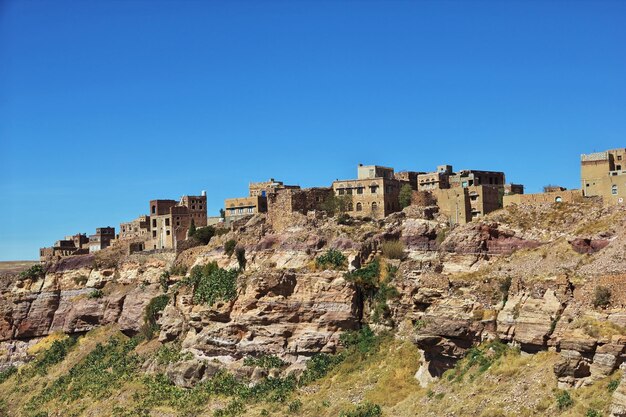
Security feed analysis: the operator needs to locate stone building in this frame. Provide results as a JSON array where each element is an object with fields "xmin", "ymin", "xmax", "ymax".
[
  {"xmin": 418, "ymin": 165, "xmax": 506, "ymax": 191},
  {"xmin": 581, "ymin": 148, "xmax": 626, "ymax": 205},
  {"xmin": 119, "ymin": 215, "xmax": 151, "ymax": 240},
  {"xmin": 332, "ymin": 164, "xmax": 405, "ymax": 219},
  {"xmin": 224, "ymin": 178, "xmax": 299, "ymax": 221},
  {"xmin": 39, "ymin": 233, "xmax": 89, "ymax": 261},
  {"xmin": 88, "ymin": 227, "xmax": 115, "ymax": 253},
  {"xmin": 434, "ymin": 185, "xmax": 503, "ymax": 225},
  {"xmin": 503, "ymin": 189, "xmax": 582, "ymax": 207},
  {"xmin": 504, "ymin": 183, "xmax": 525, "ymax": 195},
  {"xmin": 394, "ymin": 171, "xmax": 423, "ymax": 190},
  {"xmin": 147, "ymin": 192, "xmax": 208, "ymax": 250},
  {"xmin": 267, "ymin": 187, "xmax": 333, "ymax": 230}
]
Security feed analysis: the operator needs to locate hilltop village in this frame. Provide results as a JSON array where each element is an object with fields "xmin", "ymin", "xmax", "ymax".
[{"xmin": 39, "ymin": 147, "xmax": 626, "ymax": 261}]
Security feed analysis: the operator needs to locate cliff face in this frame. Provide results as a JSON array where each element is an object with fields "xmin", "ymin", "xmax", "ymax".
[{"xmin": 1, "ymin": 201, "xmax": 626, "ymax": 415}]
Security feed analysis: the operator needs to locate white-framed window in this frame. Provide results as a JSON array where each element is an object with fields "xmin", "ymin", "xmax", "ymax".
[{"xmin": 612, "ymin": 185, "xmax": 618, "ymax": 195}]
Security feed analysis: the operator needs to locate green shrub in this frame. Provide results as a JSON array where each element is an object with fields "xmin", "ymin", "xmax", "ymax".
[
  {"xmin": 184, "ymin": 263, "xmax": 238, "ymax": 307},
  {"xmin": 299, "ymin": 353, "xmax": 343, "ymax": 386},
  {"xmin": 448, "ymin": 340, "xmax": 509, "ymax": 382},
  {"xmin": 380, "ymin": 240, "xmax": 405, "ymax": 259},
  {"xmin": 25, "ymin": 337, "xmax": 140, "ymax": 414},
  {"xmin": 243, "ymin": 355, "xmax": 286, "ymax": 369},
  {"xmin": 593, "ymin": 286, "xmax": 611, "ymax": 308},
  {"xmin": 609, "ymin": 379, "xmax": 620, "ymax": 392},
  {"xmin": 337, "ymin": 213, "xmax": 353, "ymax": 225},
  {"xmin": 155, "ymin": 344, "xmax": 192, "ymax": 365},
  {"xmin": 169, "ymin": 264, "xmax": 188, "ymax": 276},
  {"xmin": 194, "ymin": 226, "xmax": 216, "ymax": 245},
  {"xmin": 19, "ymin": 264, "xmax": 45, "ymax": 280},
  {"xmin": 188, "ymin": 220, "xmax": 197, "ymax": 238},
  {"xmin": 339, "ymin": 326, "xmax": 378, "ymax": 355},
  {"xmin": 556, "ymin": 390, "xmax": 574, "ymax": 410},
  {"xmin": 20, "ymin": 337, "xmax": 77, "ymax": 380},
  {"xmin": 88, "ymin": 289, "xmax": 104, "ymax": 299},
  {"xmin": 143, "ymin": 295, "xmax": 169, "ymax": 339},
  {"xmin": 344, "ymin": 259, "xmax": 380, "ymax": 292},
  {"xmin": 159, "ymin": 272, "xmax": 170, "ymax": 293},
  {"xmin": 399, "ymin": 184, "xmax": 413, "ymax": 209},
  {"xmin": 371, "ymin": 281, "xmax": 399, "ymax": 323},
  {"xmin": 288, "ymin": 399, "xmax": 302, "ymax": 413},
  {"xmin": 339, "ymin": 402, "xmax": 382, "ymax": 417},
  {"xmin": 316, "ymin": 249, "xmax": 347, "ymax": 270},
  {"xmin": 236, "ymin": 247, "xmax": 247, "ymax": 270},
  {"xmin": 0, "ymin": 366, "xmax": 17, "ymax": 383},
  {"xmin": 224, "ymin": 240, "xmax": 237, "ymax": 257},
  {"xmin": 586, "ymin": 409, "xmax": 602, "ymax": 417}
]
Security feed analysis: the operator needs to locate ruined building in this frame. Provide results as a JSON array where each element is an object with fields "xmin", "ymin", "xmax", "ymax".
[
  {"xmin": 224, "ymin": 179, "xmax": 299, "ymax": 221},
  {"xmin": 39, "ymin": 233, "xmax": 90, "ymax": 261},
  {"xmin": 267, "ymin": 187, "xmax": 334, "ymax": 231},
  {"xmin": 119, "ymin": 215, "xmax": 151, "ymax": 240},
  {"xmin": 581, "ymin": 148, "xmax": 626, "ymax": 205}
]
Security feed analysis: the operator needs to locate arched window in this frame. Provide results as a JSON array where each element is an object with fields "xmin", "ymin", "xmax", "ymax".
[
  {"xmin": 348, "ymin": 203, "xmax": 353, "ymax": 211},
  {"xmin": 356, "ymin": 202, "xmax": 363, "ymax": 211},
  {"xmin": 612, "ymin": 185, "xmax": 618, "ymax": 195},
  {"xmin": 371, "ymin": 202, "xmax": 378, "ymax": 211},
  {"xmin": 555, "ymin": 196, "xmax": 562, "ymax": 203}
]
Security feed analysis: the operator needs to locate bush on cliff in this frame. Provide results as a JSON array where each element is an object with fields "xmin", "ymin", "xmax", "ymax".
[
  {"xmin": 193, "ymin": 226, "xmax": 215, "ymax": 245},
  {"xmin": 184, "ymin": 262, "xmax": 239, "ymax": 307},
  {"xmin": 380, "ymin": 240, "xmax": 405, "ymax": 259},
  {"xmin": 316, "ymin": 249, "xmax": 347, "ymax": 270},
  {"xmin": 142, "ymin": 294, "xmax": 170, "ymax": 339},
  {"xmin": 19, "ymin": 264, "xmax": 45, "ymax": 281},
  {"xmin": 224, "ymin": 239, "xmax": 237, "ymax": 257},
  {"xmin": 593, "ymin": 286, "xmax": 611, "ymax": 308}
]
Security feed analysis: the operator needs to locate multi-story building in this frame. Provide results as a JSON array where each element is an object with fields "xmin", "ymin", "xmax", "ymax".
[
  {"xmin": 224, "ymin": 179, "xmax": 299, "ymax": 221},
  {"xmin": 119, "ymin": 215, "xmax": 151, "ymax": 240},
  {"xmin": 581, "ymin": 148, "xmax": 626, "ymax": 204},
  {"xmin": 331, "ymin": 164, "xmax": 405, "ymax": 219},
  {"xmin": 416, "ymin": 164, "xmax": 508, "ymax": 225},
  {"xmin": 147, "ymin": 192, "xmax": 208, "ymax": 250},
  {"xmin": 89, "ymin": 227, "xmax": 116, "ymax": 253}
]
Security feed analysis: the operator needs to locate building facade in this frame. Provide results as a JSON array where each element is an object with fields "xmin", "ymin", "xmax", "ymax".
[
  {"xmin": 581, "ymin": 148, "xmax": 626, "ymax": 205},
  {"xmin": 224, "ymin": 178, "xmax": 299, "ymax": 221},
  {"xmin": 147, "ymin": 193, "xmax": 208, "ymax": 250},
  {"xmin": 331, "ymin": 164, "xmax": 405, "ymax": 219},
  {"xmin": 119, "ymin": 215, "xmax": 151, "ymax": 240},
  {"xmin": 89, "ymin": 227, "xmax": 116, "ymax": 253}
]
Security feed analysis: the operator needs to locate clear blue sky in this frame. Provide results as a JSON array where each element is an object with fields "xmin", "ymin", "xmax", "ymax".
[{"xmin": 1, "ymin": 1, "xmax": 625, "ymax": 260}]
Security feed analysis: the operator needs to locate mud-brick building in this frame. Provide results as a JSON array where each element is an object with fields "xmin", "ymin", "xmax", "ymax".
[
  {"xmin": 267, "ymin": 187, "xmax": 333, "ymax": 230},
  {"xmin": 147, "ymin": 192, "xmax": 208, "ymax": 250},
  {"xmin": 119, "ymin": 215, "xmax": 151, "ymax": 240},
  {"xmin": 39, "ymin": 233, "xmax": 90, "ymax": 261},
  {"xmin": 88, "ymin": 227, "xmax": 115, "ymax": 253},
  {"xmin": 332, "ymin": 164, "xmax": 406, "ymax": 219},
  {"xmin": 224, "ymin": 179, "xmax": 299, "ymax": 221},
  {"xmin": 581, "ymin": 148, "xmax": 626, "ymax": 205}
]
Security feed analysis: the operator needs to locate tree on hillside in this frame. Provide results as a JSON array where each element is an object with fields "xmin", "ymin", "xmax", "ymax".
[
  {"xmin": 399, "ymin": 184, "xmax": 413, "ymax": 209},
  {"xmin": 322, "ymin": 194, "xmax": 353, "ymax": 216},
  {"xmin": 188, "ymin": 219, "xmax": 196, "ymax": 238}
]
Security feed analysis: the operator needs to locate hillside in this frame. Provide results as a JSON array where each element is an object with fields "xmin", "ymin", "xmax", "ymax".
[{"xmin": 1, "ymin": 200, "xmax": 626, "ymax": 417}]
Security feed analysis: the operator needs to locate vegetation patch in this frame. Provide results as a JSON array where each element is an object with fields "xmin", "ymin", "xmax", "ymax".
[
  {"xmin": 143, "ymin": 294, "xmax": 170, "ymax": 338},
  {"xmin": 315, "ymin": 249, "xmax": 347, "ymax": 270},
  {"xmin": 243, "ymin": 355, "xmax": 287, "ymax": 369},
  {"xmin": 19, "ymin": 264, "xmax": 45, "ymax": 281},
  {"xmin": 381, "ymin": 240, "xmax": 405, "ymax": 260},
  {"xmin": 182, "ymin": 262, "xmax": 239, "ymax": 307}
]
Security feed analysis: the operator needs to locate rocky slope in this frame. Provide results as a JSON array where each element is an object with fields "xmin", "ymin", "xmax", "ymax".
[{"xmin": 1, "ymin": 200, "xmax": 626, "ymax": 416}]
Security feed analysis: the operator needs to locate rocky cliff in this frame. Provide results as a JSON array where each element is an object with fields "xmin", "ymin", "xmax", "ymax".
[{"xmin": 1, "ymin": 200, "xmax": 625, "ymax": 416}]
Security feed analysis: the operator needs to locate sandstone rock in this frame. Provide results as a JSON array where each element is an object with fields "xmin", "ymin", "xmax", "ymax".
[{"xmin": 166, "ymin": 359, "xmax": 206, "ymax": 388}]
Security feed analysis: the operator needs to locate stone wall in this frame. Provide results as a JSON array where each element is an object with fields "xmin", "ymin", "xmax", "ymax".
[
  {"xmin": 268, "ymin": 187, "xmax": 332, "ymax": 231},
  {"xmin": 504, "ymin": 189, "xmax": 583, "ymax": 207}
]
